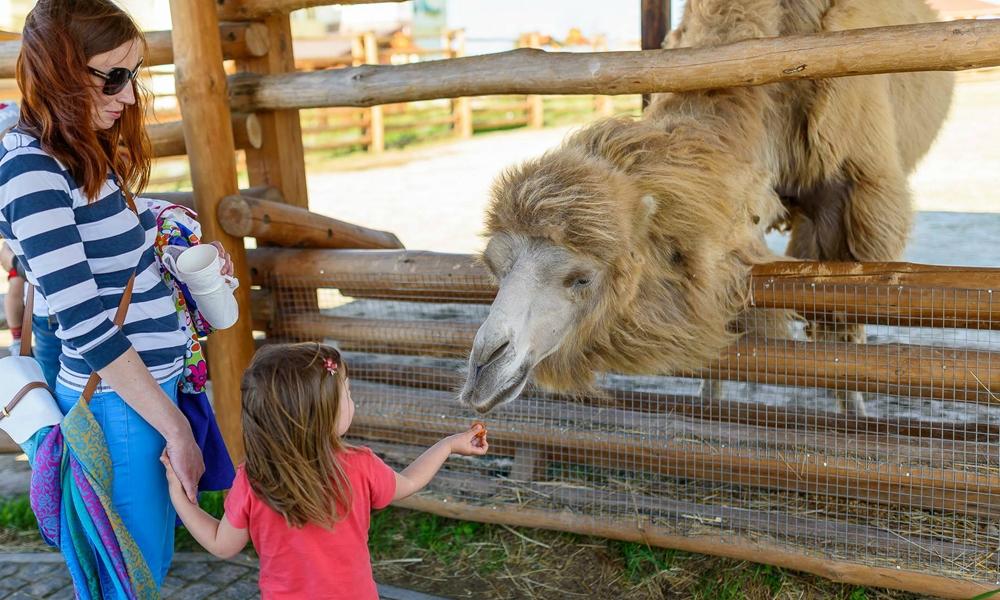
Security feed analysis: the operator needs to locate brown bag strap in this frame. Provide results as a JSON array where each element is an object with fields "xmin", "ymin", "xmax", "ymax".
[{"xmin": 80, "ymin": 184, "xmax": 139, "ymax": 403}]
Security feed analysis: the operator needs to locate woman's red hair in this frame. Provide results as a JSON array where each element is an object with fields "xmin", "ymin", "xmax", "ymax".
[{"xmin": 16, "ymin": 0, "xmax": 150, "ymax": 201}]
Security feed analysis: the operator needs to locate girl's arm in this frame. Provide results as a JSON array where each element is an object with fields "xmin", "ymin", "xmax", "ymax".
[
  {"xmin": 160, "ymin": 453, "xmax": 250, "ymax": 559},
  {"xmin": 393, "ymin": 424, "xmax": 487, "ymax": 500}
]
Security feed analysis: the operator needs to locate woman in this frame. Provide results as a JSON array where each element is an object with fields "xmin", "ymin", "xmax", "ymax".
[{"xmin": 0, "ymin": 0, "xmax": 219, "ymax": 586}]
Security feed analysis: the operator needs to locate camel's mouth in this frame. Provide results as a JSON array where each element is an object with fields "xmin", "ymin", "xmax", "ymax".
[{"xmin": 459, "ymin": 355, "xmax": 532, "ymax": 414}]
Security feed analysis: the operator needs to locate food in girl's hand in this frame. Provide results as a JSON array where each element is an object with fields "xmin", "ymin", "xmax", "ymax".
[{"xmin": 471, "ymin": 421, "xmax": 488, "ymax": 447}]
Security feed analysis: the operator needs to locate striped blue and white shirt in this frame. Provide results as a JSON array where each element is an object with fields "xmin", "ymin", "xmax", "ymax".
[{"xmin": 0, "ymin": 130, "xmax": 186, "ymax": 392}]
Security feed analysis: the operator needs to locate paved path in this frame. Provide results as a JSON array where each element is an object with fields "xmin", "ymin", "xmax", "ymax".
[{"xmin": 0, "ymin": 552, "xmax": 449, "ymax": 599}]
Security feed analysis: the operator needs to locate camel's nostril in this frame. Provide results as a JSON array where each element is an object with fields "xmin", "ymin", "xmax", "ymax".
[{"xmin": 476, "ymin": 341, "xmax": 510, "ymax": 378}]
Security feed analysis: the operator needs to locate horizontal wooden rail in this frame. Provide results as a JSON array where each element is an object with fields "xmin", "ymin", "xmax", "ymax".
[
  {"xmin": 229, "ymin": 20, "xmax": 1000, "ymax": 110},
  {"xmin": 276, "ymin": 312, "xmax": 1000, "ymax": 403},
  {"xmin": 246, "ymin": 249, "xmax": 1000, "ymax": 328},
  {"xmin": 142, "ymin": 185, "xmax": 280, "ymax": 211},
  {"xmin": 369, "ymin": 441, "xmax": 986, "ymax": 562},
  {"xmin": 217, "ymin": 0, "xmax": 404, "ymax": 21},
  {"xmin": 349, "ymin": 383, "xmax": 1000, "ymax": 517},
  {"xmin": 345, "ymin": 354, "xmax": 1000, "ymax": 443},
  {"xmin": 0, "ymin": 23, "xmax": 269, "ymax": 79},
  {"xmin": 268, "ymin": 313, "xmax": 1000, "ymax": 404},
  {"xmin": 345, "ymin": 379, "xmax": 995, "ymax": 469},
  {"xmin": 247, "ymin": 249, "xmax": 495, "ymax": 302},
  {"xmin": 218, "ymin": 195, "xmax": 403, "ymax": 249},
  {"xmin": 148, "ymin": 113, "xmax": 262, "ymax": 158},
  {"xmin": 393, "ymin": 495, "xmax": 992, "ymax": 598}
]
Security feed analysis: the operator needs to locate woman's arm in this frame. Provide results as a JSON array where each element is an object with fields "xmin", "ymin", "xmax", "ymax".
[
  {"xmin": 161, "ymin": 453, "xmax": 249, "ymax": 559},
  {"xmin": 4, "ymin": 161, "xmax": 203, "ymax": 500},
  {"xmin": 101, "ymin": 350, "xmax": 203, "ymax": 501}
]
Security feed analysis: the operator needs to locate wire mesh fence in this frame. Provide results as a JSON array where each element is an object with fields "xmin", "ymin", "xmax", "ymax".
[{"xmin": 258, "ymin": 259, "xmax": 1000, "ymax": 586}]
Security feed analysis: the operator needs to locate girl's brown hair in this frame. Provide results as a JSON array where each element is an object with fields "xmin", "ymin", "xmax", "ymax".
[
  {"xmin": 16, "ymin": 0, "xmax": 151, "ymax": 200},
  {"xmin": 241, "ymin": 342, "xmax": 353, "ymax": 528}
]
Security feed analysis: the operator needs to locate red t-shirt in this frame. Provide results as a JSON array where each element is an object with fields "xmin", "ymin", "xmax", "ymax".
[{"xmin": 224, "ymin": 447, "xmax": 397, "ymax": 599}]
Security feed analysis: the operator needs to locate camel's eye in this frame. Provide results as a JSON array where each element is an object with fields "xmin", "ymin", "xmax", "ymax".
[{"xmin": 565, "ymin": 272, "xmax": 593, "ymax": 289}]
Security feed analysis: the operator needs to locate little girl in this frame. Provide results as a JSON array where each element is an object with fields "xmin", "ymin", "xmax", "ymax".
[{"xmin": 161, "ymin": 342, "xmax": 488, "ymax": 599}]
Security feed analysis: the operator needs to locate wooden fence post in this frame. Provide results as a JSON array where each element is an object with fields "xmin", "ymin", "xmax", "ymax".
[
  {"xmin": 168, "ymin": 0, "xmax": 257, "ymax": 462},
  {"xmin": 363, "ymin": 31, "xmax": 385, "ymax": 154},
  {"xmin": 525, "ymin": 32, "xmax": 545, "ymax": 129},
  {"xmin": 234, "ymin": 15, "xmax": 308, "ymax": 208},
  {"xmin": 641, "ymin": 0, "xmax": 671, "ymax": 110},
  {"xmin": 447, "ymin": 29, "xmax": 473, "ymax": 139}
]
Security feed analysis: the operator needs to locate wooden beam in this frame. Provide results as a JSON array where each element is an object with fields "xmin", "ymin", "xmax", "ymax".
[
  {"xmin": 344, "ymin": 354, "xmax": 1000, "ymax": 443},
  {"xmin": 0, "ymin": 23, "xmax": 268, "ymax": 79},
  {"xmin": 276, "ymin": 313, "xmax": 1000, "ymax": 403},
  {"xmin": 228, "ymin": 19, "xmax": 1000, "ymax": 111},
  {"xmin": 246, "ymin": 249, "xmax": 496, "ymax": 302},
  {"xmin": 217, "ymin": 195, "xmax": 403, "ymax": 249},
  {"xmin": 349, "ymin": 383, "xmax": 1000, "ymax": 517},
  {"xmin": 148, "ymin": 113, "xmax": 262, "ymax": 158},
  {"xmin": 393, "ymin": 495, "xmax": 994, "ymax": 598},
  {"xmin": 245, "ymin": 249, "xmax": 1000, "ymax": 328},
  {"xmin": 641, "ymin": 0, "xmax": 671, "ymax": 109},
  {"xmin": 143, "ymin": 185, "xmax": 281, "ymax": 211},
  {"xmin": 217, "ymin": 0, "xmax": 405, "ymax": 21},
  {"xmin": 234, "ymin": 14, "xmax": 309, "ymax": 209},
  {"xmin": 169, "ymin": 0, "xmax": 257, "ymax": 463}
]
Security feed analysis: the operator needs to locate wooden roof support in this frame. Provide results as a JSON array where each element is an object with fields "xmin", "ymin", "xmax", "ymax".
[
  {"xmin": 229, "ymin": 19, "xmax": 1000, "ymax": 110},
  {"xmin": 0, "ymin": 22, "xmax": 268, "ymax": 79},
  {"xmin": 169, "ymin": 0, "xmax": 257, "ymax": 463}
]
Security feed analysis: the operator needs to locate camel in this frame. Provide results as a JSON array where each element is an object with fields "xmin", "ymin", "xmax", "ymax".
[{"xmin": 458, "ymin": 0, "xmax": 954, "ymax": 414}]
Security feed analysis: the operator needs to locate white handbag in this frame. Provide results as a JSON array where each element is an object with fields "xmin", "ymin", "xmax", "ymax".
[{"xmin": 0, "ymin": 284, "xmax": 63, "ymax": 444}]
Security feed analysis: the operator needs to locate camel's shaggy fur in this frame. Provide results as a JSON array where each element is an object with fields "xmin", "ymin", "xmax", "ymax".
[{"xmin": 480, "ymin": 0, "xmax": 954, "ymax": 396}]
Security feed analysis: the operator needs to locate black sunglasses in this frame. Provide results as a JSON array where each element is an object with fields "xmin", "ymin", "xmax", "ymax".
[{"xmin": 87, "ymin": 57, "xmax": 143, "ymax": 96}]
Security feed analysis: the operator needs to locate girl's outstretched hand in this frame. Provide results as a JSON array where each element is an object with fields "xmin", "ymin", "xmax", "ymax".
[{"xmin": 447, "ymin": 423, "xmax": 489, "ymax": 456}]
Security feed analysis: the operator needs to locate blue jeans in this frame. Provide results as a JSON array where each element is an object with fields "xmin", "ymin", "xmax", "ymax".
[
  {"xmin": 55, "ymin": 375, "xmax": 180, "ymax": 588},
  {"xmin": 31, "ymin": 315, "xmax": 61, "ymax": 391}
]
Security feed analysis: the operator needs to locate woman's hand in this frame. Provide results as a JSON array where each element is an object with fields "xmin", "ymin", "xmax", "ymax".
[
  {"xmin": 163, "ymin": 425, "xmax": 205, "ymax": 504},
  {"xmin": 210, "ymin": 241, "xmax": 234, "ymax": 277}
]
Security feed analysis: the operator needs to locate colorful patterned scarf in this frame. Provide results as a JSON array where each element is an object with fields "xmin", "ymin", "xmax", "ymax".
[{"xmin": 29, "ymin": 403, "xmax": 157, "ymax": 599}]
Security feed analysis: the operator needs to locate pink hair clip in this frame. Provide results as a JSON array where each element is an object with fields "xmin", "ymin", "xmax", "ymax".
[{"xmin": 323, "ymin": 357, "xmax": 338, "ymax": 374}]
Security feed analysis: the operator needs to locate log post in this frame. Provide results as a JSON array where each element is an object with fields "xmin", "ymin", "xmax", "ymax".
[
  {"xmin": 447, "ymin": 30, "xmax": 473, "ymax": 139},
  {"xmin": 233, "ymin": 14, "xmax": 309, "ymax": 208},
  {"xmin": 169, "ymin": 0, "xmax": 257, "ymax": 463},
  {"xmin": 641, "ymin": 0, "xmax": 671, "ymax": 109},
  {"xmin": 525, "ymin": 32, "xmax": 544, "ymax": 129},
  {"xmin": 363, "ymin": 31, "xmax": 386, "ymax": 154},
  {"xmin": 231, "ymin": 12, "xmax": 315, "ymax": 347}
]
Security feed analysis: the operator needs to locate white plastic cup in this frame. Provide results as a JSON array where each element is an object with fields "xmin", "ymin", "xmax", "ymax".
[{"xmin": 162, "ymin": 245, "xmax": 240, "ymax": 330}]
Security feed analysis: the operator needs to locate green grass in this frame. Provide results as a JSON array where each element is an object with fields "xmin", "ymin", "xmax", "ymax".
[{"xmin": 0, "ymin": 495, "xmax": 38, "ymax": 531}]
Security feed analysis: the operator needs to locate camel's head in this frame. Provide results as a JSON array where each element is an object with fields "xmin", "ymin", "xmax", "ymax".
[{"xmin": 459, "ymin": 117, "xmax": 774, "ymax": 413}]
